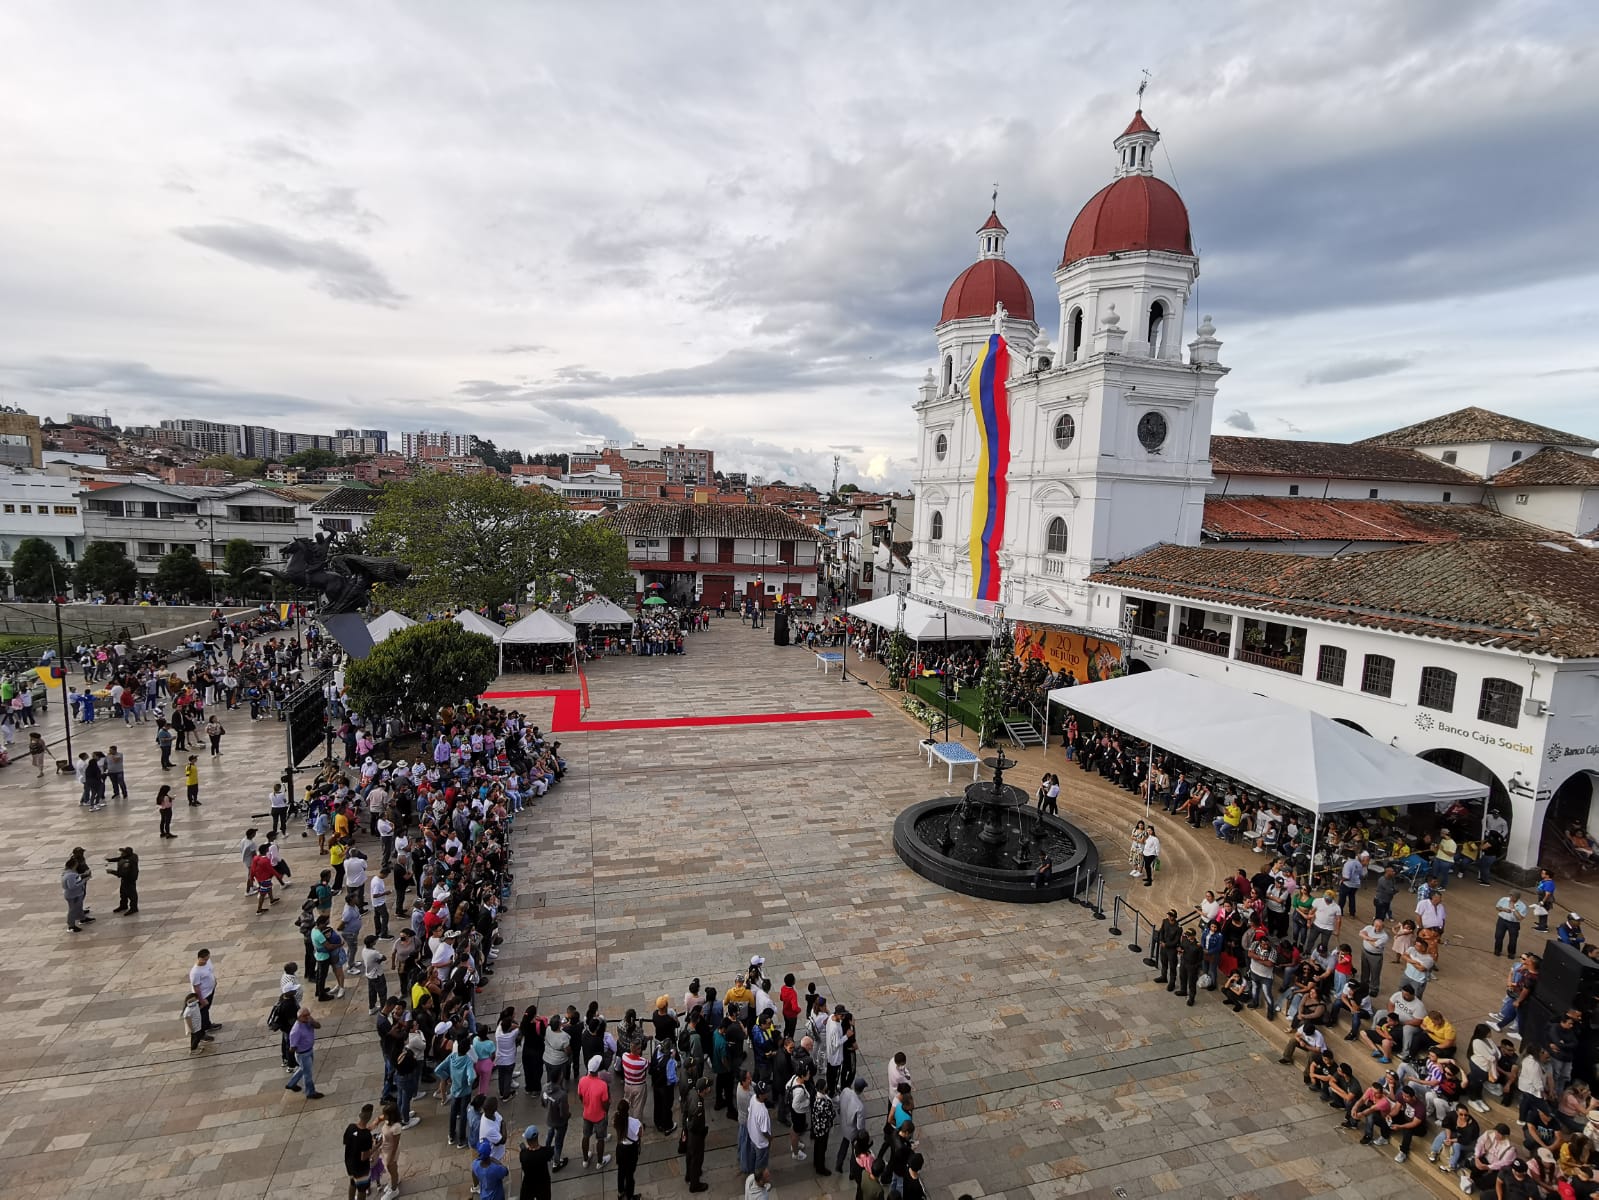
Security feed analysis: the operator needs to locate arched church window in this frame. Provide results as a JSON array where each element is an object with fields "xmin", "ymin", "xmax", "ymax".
[
  {"xmin": 941, "ymin": 355, "xmax": 953, "ymax": 390},
  {"xmin": 933, "ymin": 433, "xmax": 948, "ymax": 461},
  {"xmin": 1067, "ymin": 308, "xmax": 1083, "ymax": 361},
  {"xmin": 1046, "ymin": 516, "xmax": 1068, "ymax": 555},
  {"xmin": 1148, "ymin": 301, "xmax": 1167, "ymax": 357},
  {"xmin": 930, "ymin": 511, "xmax": 944, "ymax": 541}
]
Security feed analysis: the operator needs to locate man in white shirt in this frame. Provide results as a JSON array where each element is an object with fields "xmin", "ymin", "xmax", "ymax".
[
  {"xmin": 745, "ymin": 1082, "xmax": 772, "ymax": 1174},
  {"xmin": 1494, "ymin": 891, "xmax": 1528, "ymax": 957},
  {"xmin": 1357, "ymin": 919, "xmax": 1389, "ymax": 991},
  {"xmin": 269, "ymin": 784, "xmax": 290, "ymax": 835},
  {"xmin": 1278, "ymin": 1020, "xmax": 1327, "ymax": 1066},
  {"xmin": 1140, "ymin": 827, "xmax": 1161, "ymax": 887},
  {"xmin": 189, "ymin": 948, "xmax": 219, "ymax": 1038},
  {"xmin": 1416, "ymin": 894, "xmax": 1446, "ymax": 934},
  {"xmin": 342, "ymin": 850, "xmax": 368, "ymax": 911},
  {"xmin": 1307, "ymin": 890, "xmax": 1342, "ymax": 954},
  {"xmin": 370, "ymin": 869, "xmax": 391, "ymax": 939},
  {"xmin": 1377, "ymin": 984, "xmax": 1427, "ymax": 1056}
]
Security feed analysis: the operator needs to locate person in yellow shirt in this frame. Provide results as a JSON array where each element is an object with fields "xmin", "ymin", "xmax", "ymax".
[
  {"xmin": 329, "ymin": 839, "xmax": 348, "ymax": 892},
  {"xmin": 724, "ymin": 977, "xmax": 754, "ymax": 1022},
  {"xmin": 1213, "ymin": 801, "xmax": 1242, "ymax": 843},
  {"xmin": 333, "ymin": 808, "xmax": 351, "ymax": 841},
  {"xmin": 184, "ymin": 755, "xmax": 201, "ymax": 806},
  {"xmin": 1418, "ymin": 1011, "xmax": 1456, "ymax": 1057}
]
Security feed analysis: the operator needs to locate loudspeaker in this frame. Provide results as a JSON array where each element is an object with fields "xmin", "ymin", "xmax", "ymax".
[
  {"xmin": 772, "ymin": 613, "xmax": 789, "ymax": 647},
  {"xmin": 1534, "ymin": 939, "xmax": 1599, "ymax": 1015}
]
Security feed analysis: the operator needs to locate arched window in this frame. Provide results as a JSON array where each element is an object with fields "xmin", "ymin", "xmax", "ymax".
[
  {"xmin": 1053, "ymin": 412, "xmax": 1075, "ymax": 450},
  {"xmin": 941, "ymin": 355, "xmax": 953, "ymax": 390},
  {"xmin": 1478, "ymin": 678, "xmax": 1523, "ymax": 728},
  {"xmin": 933, "ymin": 433, "xmax": 948, "ymax": 462},
  {"xmin": 1417, "ymin": 667, "xmax": 1457, "ymax": 712},
  {"xmin": 1148, "ymin": 300, "xmax": 1167, "ymax": 357},
  {"xmin": 1045, "ymin": 516, "xmax": 1068, "ymax": 554},
  {"xmin": 1066, "ymin": 308, "xmax": 1083, "ymax": 361},
  {"xmin": 930, "ymin": 511, "xmax": 944, "ymax": 541}
]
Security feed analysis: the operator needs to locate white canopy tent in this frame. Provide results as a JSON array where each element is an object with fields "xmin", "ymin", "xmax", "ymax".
[
  {"xmin": 567, "ymin": 597, "xmax": 634, "ymax": 626},
  {"xmin": 452, "ymin": 610, "xmax": 507, "ymax": 673},
  {"xmin": 366, "ymin": 610, "xmax": 415, "ymax": 644},
  {"xmin": 1048, "ymin": 669, "xmax": 1488, "ymax": 884},
  {"xmin": 847, "ymin": 594, "xmax": 994, "ymax": 642},
  {"xmin": 501, "ymin": 608, "xmax": 578, "ymax": 675}
]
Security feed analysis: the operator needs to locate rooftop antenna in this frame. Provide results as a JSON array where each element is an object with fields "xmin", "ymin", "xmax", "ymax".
[{"xmin": 1137, "ymin": 69, "xmax": 1150, "ymax": 106}]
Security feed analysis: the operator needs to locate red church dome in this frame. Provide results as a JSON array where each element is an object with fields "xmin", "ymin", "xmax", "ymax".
[
  {"xmin": 940, "ymin": 258, "xmax": 1035, "ymax": 324},
  {"xmin": 1060, "ymin": 174, "xmax": 1192, "ymax": 268}
]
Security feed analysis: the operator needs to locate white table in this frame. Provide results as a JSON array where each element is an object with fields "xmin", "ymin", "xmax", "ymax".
[
  {"xmin": 814, "ymin": 651, "xmax": 845, "ymax": 675},
  {"xmin": 922, "ymin": 739, "xmax": 980, "ymax": 784}
]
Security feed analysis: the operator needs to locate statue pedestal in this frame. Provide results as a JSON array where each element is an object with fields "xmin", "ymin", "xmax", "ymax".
[{"xmin": 323, "ymin": 612, "xmax": 376, "ymax": 660}]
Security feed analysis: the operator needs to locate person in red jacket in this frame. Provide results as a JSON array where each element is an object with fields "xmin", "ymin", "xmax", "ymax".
[
  {"xmin": 780, "ymin": 974, "xmax": 802, "ymax": 1041},
  {"xmin": 251, "ymin": 851, "xmax": 280, "ymax": 913}
]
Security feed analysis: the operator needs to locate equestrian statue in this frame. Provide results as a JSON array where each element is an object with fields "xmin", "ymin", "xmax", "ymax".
[{"xmin": 247, "ymin": 534, "xmax": 412, "ymax": 614}]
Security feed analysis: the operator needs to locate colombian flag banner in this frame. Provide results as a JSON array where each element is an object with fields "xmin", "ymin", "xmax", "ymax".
[{"xmin": 967, "ymin": 332, "xmax": 1010, "ymax": 600}]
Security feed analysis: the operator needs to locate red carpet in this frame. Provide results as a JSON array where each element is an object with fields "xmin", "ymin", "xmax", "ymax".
[{"xmin": 478, "ymin": 688, "xmax": 874, "ymax": 733}]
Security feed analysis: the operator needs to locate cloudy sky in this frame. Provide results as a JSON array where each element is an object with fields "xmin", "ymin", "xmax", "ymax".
[{"xmin": 1, "ymin": 0, "xmax": 1595, "ymax": 488}]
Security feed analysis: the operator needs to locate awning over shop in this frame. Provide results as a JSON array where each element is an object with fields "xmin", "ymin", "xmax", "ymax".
[
  {"xmin": 846, "ymin": 595, "xmax": 994, "ymax": 642},
  {"xmin": 1047, "ymin": 669, "xmax": 1488, "ymax": 815}
]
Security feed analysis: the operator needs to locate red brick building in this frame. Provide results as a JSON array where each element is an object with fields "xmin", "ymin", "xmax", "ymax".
[{"xmin": 604, "ymin": 502, "xmax": 823, "ymax": 608}]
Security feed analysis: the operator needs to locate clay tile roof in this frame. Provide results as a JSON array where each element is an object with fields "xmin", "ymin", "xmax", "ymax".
[
  {"xmin": 1208, "ymin": 436, "xmax": 1479, "ymax": 484},
  {"xmin": 891, "ymin": 540, "xmax": 912, "ymax": 567},
  {"xmin": 977, "ymin": 209, "xmax": 1007, "ymax": 233},
  {"xmin": 1121, "ymin": 109, "xmax": 1154, "ymax": 137},
  {"xmin": 603, "ymin": 502, "xmax": 821, "ymax": 542},
  {"xmin": 1201, "ymin": 496, "xmax": 1554, "ymax": 544},
  {"xmin": 1359, "ymin": 406, "xmax": 1596, "ymax": 450},
  {"xmin": 311, "ymin": 486, "xmax": 383, "ymax": 514},
  {"xmin": 1090, "ymin": 539, "xmax": 1599, "ymax": 656},
  {"xmin": 1490, "ymin": 447, "xmax": 1599, "ymax": 487}
]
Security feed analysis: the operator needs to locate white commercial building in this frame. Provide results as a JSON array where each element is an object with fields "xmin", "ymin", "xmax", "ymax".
[
  {"xmin": 81, "ymin": 482, "xmax": 314, "ymax": 573},
  {"xmin": 0, "ymin": 466, "xmax": 86, "ymax": 576},
  {"xmin": 911, "ymin": 108, "xmax": 1599, "ymax": 874}
]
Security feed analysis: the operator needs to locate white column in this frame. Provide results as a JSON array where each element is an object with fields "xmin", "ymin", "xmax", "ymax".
[{"xmin": 1505, "ymin": 794, "xmax": 1547, "ymax": 872}]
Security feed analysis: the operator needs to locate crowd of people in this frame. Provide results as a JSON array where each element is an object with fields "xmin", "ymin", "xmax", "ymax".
[{"xmin": 1133, "ymin": 829, "xmax": 1599, "ymax": 1195}]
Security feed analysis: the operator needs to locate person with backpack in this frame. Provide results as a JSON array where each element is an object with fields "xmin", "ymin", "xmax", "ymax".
[
  {"xmin": 786, "ymin": 1062, "xmax": 813, "ymax": 1162},
  {"xmin": 270, "ymin": 967, "xmax": 302, "ymax": 1071},
  {"xmin": 809, "ymin": 1084, "xmax": 836, "ymax": 1176},
  {"xmin": 649, "ymin": 1041, "xmax": 679, "ymax": 1135}
]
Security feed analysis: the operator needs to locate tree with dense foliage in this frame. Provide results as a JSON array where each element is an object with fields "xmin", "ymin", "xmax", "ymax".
[
  {"xmin": 549, "ymin": 517, "xmax": 631, "ymax": 605},
  {"xmin": 976, "ymin": 631, "xmax": 1015, "ymax": 747},
  {"xmin": 344, "ymin": 621, "xmax": 498, "ymax": 724},
  {"xmin": 222, "ymin": 538, "xmax": 264, "ymax": 593},
  {"xmin": 196, "ymin": 454, "xmax": 265, "ymax": 477},
  {"xmin": 285, "ymin": 447, "xmax": 337, "ymax": 469},
  {"xmin": 74, "ymin": 541, "xmax": 138, "ymax": 598},
  {"xmin": 154, "ymin": 546, "xmax": 210, "ymax": 600},
  {"xmin": 11, "ymin": 538, "xmax": 66, "ymax": 599},
  {"xmin": 366, "ymin": 472, "xmax": 625, "ymax": 613}
]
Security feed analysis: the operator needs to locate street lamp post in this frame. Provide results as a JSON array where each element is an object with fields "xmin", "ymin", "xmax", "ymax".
[{"xmin": 51, "ymin": 578, "xmax": 73, "ymax": 768}]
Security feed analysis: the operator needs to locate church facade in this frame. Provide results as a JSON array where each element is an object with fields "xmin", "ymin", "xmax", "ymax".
[{"xmin": 910, "ymin": 110, "xmax": 1599, "ymax": 874}]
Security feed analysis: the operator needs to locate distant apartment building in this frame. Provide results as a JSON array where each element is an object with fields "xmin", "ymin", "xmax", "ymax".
[
  {"xmin": 241, "ymin": 425, "xmax": 337, "ymax": 460},
  {"xmin": 0, "ymin": 410, "xmax": 45, "ymax": 468},
  {"xmin": 584, "ymin": 442, "xmax": 716, "ymax": 486},
  {"xmin": 401, "ymin": 430, "xmax": 474, "ymax": 459},
  {"xmin": 161, "ymin": 467, "xmax": 229, "ymax": 486},
  {"xmin": 336, "ymin": 427, "xmax": 389, "ymax": 456},
  {"xmin": 67, "ymin": 412, "xmax": 114, "ymax": 430},
  {"xmin": 159, "ymin": 419, "xmax": 244, "ymax": 457}
]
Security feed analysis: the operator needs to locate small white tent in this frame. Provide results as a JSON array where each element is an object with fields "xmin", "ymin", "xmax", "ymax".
[
  {"xmin": 846, "ymin": 594, "xmax": 993, "ymax": 642},
  {"xmin": 452, "ymin": 610, "xmax": 506, "ymax": 673},
  {"xmin": 1047, "ymin": 669, "xmax": 1488, "ymax": 815},
  {"xmin": 366, "ymin": 610, "xmax": 415, "ymax": 644},
  {"xmin": 567, "ymin": 597, "xmax": 634, "ymax": 626},
  {"xmin": 502, "ymin": 609, "xmax": 578, "ymax": 644}
]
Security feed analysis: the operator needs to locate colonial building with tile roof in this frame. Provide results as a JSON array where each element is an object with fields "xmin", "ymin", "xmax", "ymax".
[{"xmin": 603, "ymin": 502, "xmax": 822, "ymax": 609}]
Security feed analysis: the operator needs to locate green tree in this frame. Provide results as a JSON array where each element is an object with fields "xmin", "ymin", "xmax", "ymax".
[
  {"xmin": 548, "ymin": 518, "xmax": 631, "ymax": 605},
  {"xmin": 344, "ymin": 621, "xmax": 498, "ymax": 725},
  {"xmin": 196, "ymin": 454, "xmax": 265, "ymax": 477},
  {"xmin": 73, "ymin": 541, "xmax": 138, "ymax": 598},
  {"xmin": 838, "ymin": 483, "xmax": 859, "ymax": 494},
  {"xmin": 366, "ymin": 473, "xmax": 573, "ymax": 613},
  {"xmin": 286, "ymin": 447, "xmax": 337, "ymax": 469},
  {"xmin": 11, "ymin": 537, "xmax": 66, "ymax": 599},
  {"xmin": 154, "ymin": 546, "xmax": 210, "ymax": 600},
  {"xmin": 222, "ymin": 538, "xmax": 264, "ymax": 592},
  {"xmin": 976, "ymin": 631, "xmax": 1015, "ymax": 747}
]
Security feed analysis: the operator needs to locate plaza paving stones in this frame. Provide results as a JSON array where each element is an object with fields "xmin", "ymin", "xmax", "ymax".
[{"xmin": 0, "ymin": 617, "xmax": 1505, "ymax": 1199}]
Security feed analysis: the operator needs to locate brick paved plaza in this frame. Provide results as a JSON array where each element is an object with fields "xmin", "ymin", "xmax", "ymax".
[{"xmin": 5, "ymin": 618, "xmax": 1587, "ymax": 1200}]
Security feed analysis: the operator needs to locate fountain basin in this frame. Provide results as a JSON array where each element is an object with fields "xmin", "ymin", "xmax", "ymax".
[{"xmin": 892, "ymin": 796, "xmax": 1100, "ymax": 903}]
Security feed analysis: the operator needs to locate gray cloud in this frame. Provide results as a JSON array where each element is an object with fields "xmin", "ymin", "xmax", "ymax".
[
  {"xmin": 1223, "ymin": 410, "xmax": 1257, "ymax": 431},
  {"xmin": 491, "ymin": 344, "xmax": 552, "ymax": 356},
  {"xmin": 260, "ymin": 184, "xmax": 379, "ymax": 235},
  {"xmin": 242, "ymin": 137, "xmax": 320, "ymax": 169},
  {"xmin": 173, "ymin": 222, "xmax": 403, "ymax": 306},
  {"xmin": 1538, "ymin": 365, "xmax": 1599, "ymax": 378},
  {"xmin": 1303, "ymin": 356, "xmax": 1413, "ymax": 386},
  {"xmin": 1, "ymin": 357, "xmax": 332, "ymax": 418},
  {"xmin": 506, "ymin": 349, "xmax": 907, "ymax": 405}
]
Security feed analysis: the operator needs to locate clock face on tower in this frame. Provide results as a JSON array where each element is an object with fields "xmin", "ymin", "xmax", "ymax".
[{"xmin": 1137, "ymin": 410, "xmax": 1168, "ymax": 452}]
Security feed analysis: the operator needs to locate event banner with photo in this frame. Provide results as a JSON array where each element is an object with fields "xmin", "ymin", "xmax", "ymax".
[{"xmin": 1014, "ymin": 623, "xmax": 1122, "ymax": 682}]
